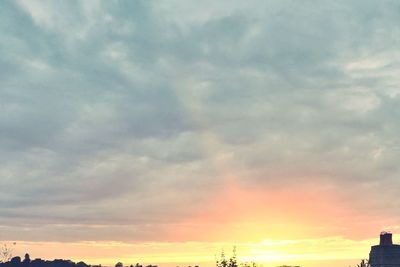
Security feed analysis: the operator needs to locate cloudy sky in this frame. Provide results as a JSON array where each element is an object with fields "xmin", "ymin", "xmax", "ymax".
[{"xmin": 1, "ymin": 0, "xmax": 400, "ymax": 266}]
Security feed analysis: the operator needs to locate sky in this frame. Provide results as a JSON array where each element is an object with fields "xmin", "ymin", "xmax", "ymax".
[{"xmin": 1, "ymin": 0, "xmax": 400, "ymax": 266}]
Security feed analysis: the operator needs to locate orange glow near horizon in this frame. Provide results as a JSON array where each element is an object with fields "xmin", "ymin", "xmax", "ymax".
[
  {"xmin": 168, "ymin": 178, "xmax": 377, "ymax": 243},
  {"xmin": 7, "ymin": 181, "xmax": 395, "ymax": 267},
  {"xmin": 9, "ymin": 236, "xmax": 382, "ymax": 267}
]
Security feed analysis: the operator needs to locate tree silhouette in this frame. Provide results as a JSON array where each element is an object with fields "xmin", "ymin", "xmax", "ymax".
[
  {"xmin": 23, "ymin": 253, "xmax": 31, "ymax": 264},
  {"xmin": 357, "ymin": 259, "xmax": 370, "ymax": 267},
  {"xmin": 216, "ymin": 248, "xmax": 239, "ymax": 267},
  {"xmin": 0, "ymin": 243, "xmax": 14, "ymax": 263}
]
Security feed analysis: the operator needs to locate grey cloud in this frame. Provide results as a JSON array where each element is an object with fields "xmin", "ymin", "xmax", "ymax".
[{"xmin": 1, "ymin": 0, "xmax": 400, "ymax": 241}]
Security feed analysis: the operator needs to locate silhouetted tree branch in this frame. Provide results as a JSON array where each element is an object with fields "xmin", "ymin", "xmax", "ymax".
[
  {"xmin": 357, "ymin": 259, "xmax": 370, "ymax": 267},
  {"xmin": 0, "ymin": 243, "xmax": 15, "ymax": 263},
  {"xmin": 216, "ymin": 247, "xmax": 260, "ymax": 267}
]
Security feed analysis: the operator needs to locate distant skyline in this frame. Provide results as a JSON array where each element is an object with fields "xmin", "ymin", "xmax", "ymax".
[{"xmin": 1, "ymin": 1, "xmax": 400, "ymax": 267}]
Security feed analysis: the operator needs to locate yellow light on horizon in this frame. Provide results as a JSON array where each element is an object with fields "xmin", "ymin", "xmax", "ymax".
[{"xmin": 8, "ymin": 236, "xmax": 377, "ymax": 267}]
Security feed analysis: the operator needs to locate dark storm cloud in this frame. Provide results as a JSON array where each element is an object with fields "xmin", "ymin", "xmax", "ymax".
[{"xmin": 1, "ymin": 0, "xmax": 400, "ymax": 241}]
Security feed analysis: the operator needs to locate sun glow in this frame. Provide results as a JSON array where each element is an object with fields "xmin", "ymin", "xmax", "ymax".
[
  {"xmin": 6, "ymin": 177, "xmax": 382, "ymax": 267},
  {"xmin": 10, "ymin": 236, "xmax": 376, "ymax": 267}
]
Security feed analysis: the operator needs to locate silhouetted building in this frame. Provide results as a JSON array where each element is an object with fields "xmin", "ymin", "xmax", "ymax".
[{"xmin": 369, "ymin": 232, "xmax": 400, "ymax": 267}]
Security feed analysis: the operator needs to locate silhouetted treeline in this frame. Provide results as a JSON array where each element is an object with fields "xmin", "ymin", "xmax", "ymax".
[
  {"xmin": 0, "ymin": 254, "xmax": 158, "ymax": 267},
  {"xmin": 0, "ymin": 254, "xmax": 94, "ymax": 267}
]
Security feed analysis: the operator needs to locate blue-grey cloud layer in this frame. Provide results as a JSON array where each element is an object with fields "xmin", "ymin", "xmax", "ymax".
[{"xmin": 1, "ymin": 0, "xmax": 400, "ymax": 241}]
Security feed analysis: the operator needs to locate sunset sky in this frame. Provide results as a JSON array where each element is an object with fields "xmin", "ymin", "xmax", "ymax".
[{"xmin": 1, "ymin": 1, "xmax": 400, "ymax": 267}]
